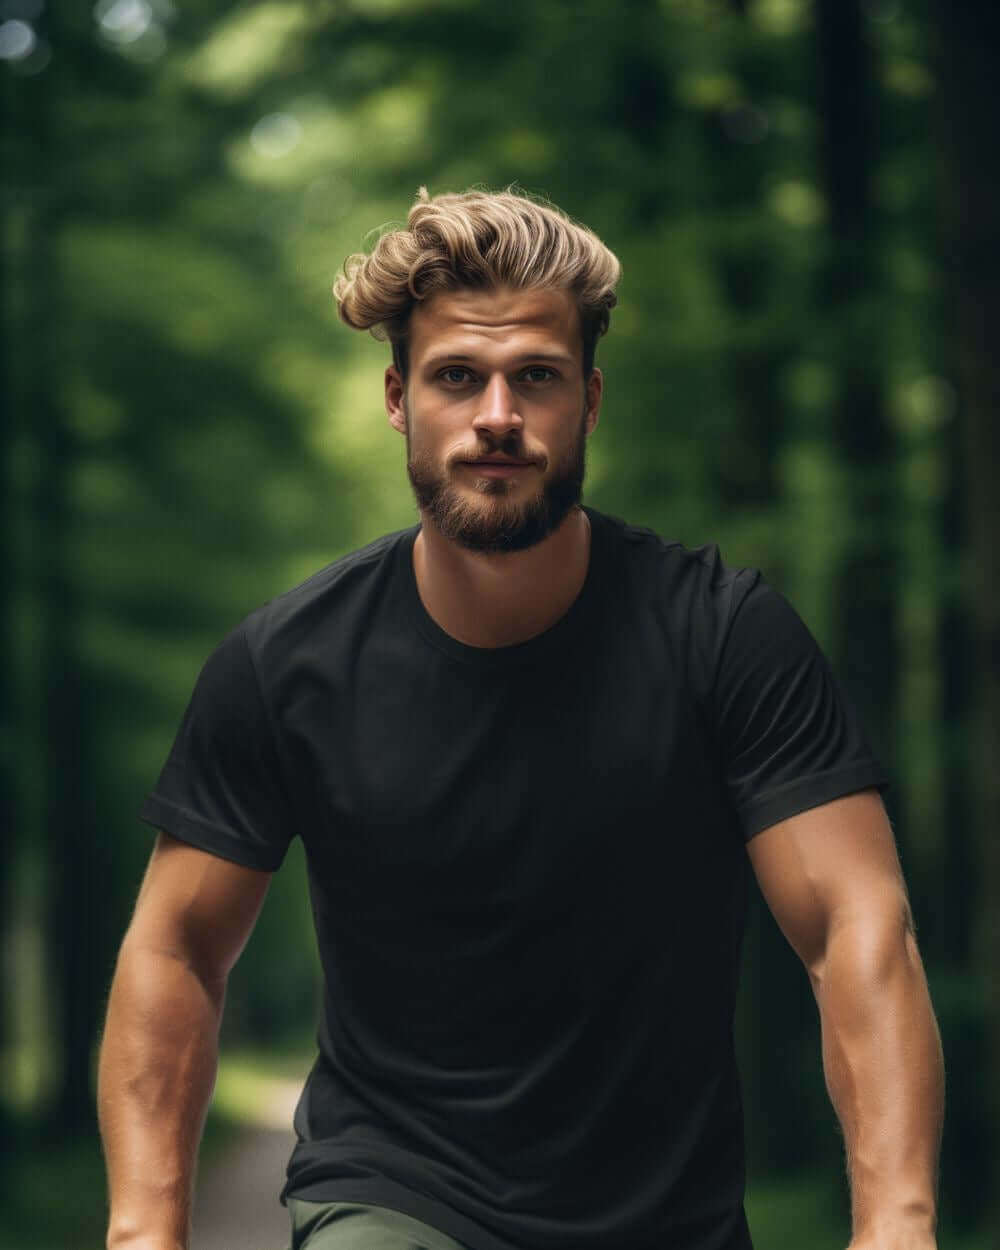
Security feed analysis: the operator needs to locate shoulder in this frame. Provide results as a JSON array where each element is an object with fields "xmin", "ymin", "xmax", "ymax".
[
  {"xmin": 592, "ymin": 507, "xmax": 761, "ymax": 625},
  {"xmin": 238, "ymin": 523, "xmax": 417, "ymax": 663},
  {"xmin": 589, "ymin": 508, "xmax": 769, "ymax": 696}
]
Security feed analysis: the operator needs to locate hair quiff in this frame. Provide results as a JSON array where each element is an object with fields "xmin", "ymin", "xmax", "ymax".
[{"xmin": 332, "ymin": 186, "xmax": 621, "ymax": 376}]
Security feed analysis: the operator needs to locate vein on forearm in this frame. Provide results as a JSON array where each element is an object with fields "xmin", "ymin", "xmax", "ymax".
[
  {"xmin": 812, "ymin": 901, "xmax": 944, "ymax": 1235},
  {"xmin": 118, "ymin": 946, "xmax": 223, "ymax": 1109},
  {"xmin": 100, "ymin": 943, "xmax": 225, "ymax": 1212}
]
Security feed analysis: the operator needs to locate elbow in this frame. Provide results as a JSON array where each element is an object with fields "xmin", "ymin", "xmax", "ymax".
[
  {"xmin": 811, "ymin": 889, "xmax": 919, "ymax": 995},
  {"xmin": 117, "ymin": 929, "xmax": 229, "ymax": 1008}
]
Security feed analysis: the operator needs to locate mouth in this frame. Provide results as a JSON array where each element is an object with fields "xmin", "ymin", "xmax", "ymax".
[
  {"xmin": 461, "ymin": 460, "xmax": 534, "ymax": 477},
  {"xmin": 463, "ymin": 458, "xmax": 534, "ymax": 467}
]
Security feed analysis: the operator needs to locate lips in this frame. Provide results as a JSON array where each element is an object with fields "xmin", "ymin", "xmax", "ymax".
[{"xmin": 465, "ymin": 459, "xmax": 533, "ymax": 467}]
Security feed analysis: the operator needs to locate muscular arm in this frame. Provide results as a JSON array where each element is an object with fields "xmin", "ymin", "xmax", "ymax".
[
  {"xmin": 98, "ymin": 833, "xmax": 271, "ymax": 1250},
  {"xmin": 747, "ymin": 789, "xmax": 945, "ymax": 1247}
]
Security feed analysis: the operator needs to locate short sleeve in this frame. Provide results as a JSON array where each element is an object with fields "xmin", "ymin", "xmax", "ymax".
[
  {"xmin": 139, "ymin": 623, "xmax": 296, "ymax": 870},
  {"xmin": 713, "ymin": 577, "xmax": 890, "ymax": 841}
]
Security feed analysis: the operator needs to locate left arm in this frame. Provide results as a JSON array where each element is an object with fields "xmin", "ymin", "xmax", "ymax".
[{"xmin": 747, "ymin": 788, "xmax": 945, "ymax": 1248}]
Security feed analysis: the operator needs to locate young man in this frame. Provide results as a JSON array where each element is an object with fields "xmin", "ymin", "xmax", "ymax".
[{"xmin": 99, "ymin": 188, "xmax": 944, "ymax": 1250}]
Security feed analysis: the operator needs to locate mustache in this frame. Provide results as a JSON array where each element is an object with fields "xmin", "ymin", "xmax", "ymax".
[{"xmin": 453, "ymin": 446, "xmax": 538, "ymax": 466}]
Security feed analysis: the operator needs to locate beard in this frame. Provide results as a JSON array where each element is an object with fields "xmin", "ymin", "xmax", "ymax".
[{"xmin": 404, "ymin": 409, "xmax": 588, "ymax": 554}]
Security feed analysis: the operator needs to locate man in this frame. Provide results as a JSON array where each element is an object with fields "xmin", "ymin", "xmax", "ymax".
[{"xmin": 99, "ymin": 187, "xmax": 944, "ymax": 1250}]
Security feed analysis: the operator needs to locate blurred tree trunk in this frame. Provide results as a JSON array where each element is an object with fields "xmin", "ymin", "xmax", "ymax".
[
  {"xmin": 937, "ymin": 408, "xmax": 974, "ymax": 970},
  {"xmin": 714, "ymin": 5, "xmax": 804, "ymax": 1183},
  {"xmin": 930, "ymin": 2, "xmax": 1000, "ymax": 1236},
  {"xmin": 0, "ymin": 160, "xmax": 15, "ymax": 1153},
  {"xmin": 813, "ymin": 0, "xmax": 899, "ymax": 788},
  {"xmin": 18, "ymin": 10, "xmax": 103, "ymax": 1138}
]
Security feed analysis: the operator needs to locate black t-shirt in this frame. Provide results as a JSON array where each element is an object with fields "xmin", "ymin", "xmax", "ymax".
[{"xmin": 140, "ymin": 505, "xmax": 888, "ymax": 1250}]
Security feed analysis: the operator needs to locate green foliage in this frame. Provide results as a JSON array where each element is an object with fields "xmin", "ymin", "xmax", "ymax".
[
  {"xmin": 2, "ymin": 0, "xmax": 993, "ymax": 1236},
  {"xmin": 0, "ymin": 1107, "xmax": 241, "ymax": 1250}
]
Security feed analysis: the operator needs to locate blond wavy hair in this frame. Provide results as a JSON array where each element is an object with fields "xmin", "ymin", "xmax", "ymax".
[{"xmin": 333, "ymin": 186, "xmax": 621, "ymax": 376}]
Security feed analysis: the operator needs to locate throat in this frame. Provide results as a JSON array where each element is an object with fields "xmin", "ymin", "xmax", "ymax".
[{"xmin": 414, "ymin": 510, "xmax": 591, "ymax": 648}]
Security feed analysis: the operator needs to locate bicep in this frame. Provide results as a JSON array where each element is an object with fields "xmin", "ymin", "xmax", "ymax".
[
  {"xmin": 746, "ymin": 788, "xmax": 911, "ymax": 982},
  {"xmin": 125, "ymin": 831, "xmax": 272, "ymax": 984}
]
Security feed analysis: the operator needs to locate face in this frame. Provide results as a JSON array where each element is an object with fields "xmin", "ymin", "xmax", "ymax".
[{"xmin": 385, "ymin": 286, "xmax": 602, "ymax": 554}]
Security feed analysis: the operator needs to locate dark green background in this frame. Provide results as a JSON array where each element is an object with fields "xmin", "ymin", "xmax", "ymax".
[{"xmin": 3, "ymin": 1, "xmax": 997, "ymax": 1246}]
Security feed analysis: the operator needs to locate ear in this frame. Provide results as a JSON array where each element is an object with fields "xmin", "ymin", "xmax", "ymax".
[
  {"xmin": 584, "ymin": 367, "xmax": 603, "ymax": 435},
  {"xmin": 385, "ymin": 366, "xmax": 406, "ymax": 434}
]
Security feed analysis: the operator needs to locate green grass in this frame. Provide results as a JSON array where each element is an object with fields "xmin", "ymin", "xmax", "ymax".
[
  {"xmin": 0, "ymin": 1035, "xmax": 308, "ymax": 1250},
  {"xmin": 747, "ymin": 1174, "xmax": 848, "ymax": 1249},
  {"xmin": 0, "ymin": 1113, "xmax": 239, "ymax": 1250},
  {"xmin": 0, "ymin": 1044, "xmax": 311, "ymax": 1250},
  {"xmin": 7, "ymin": 1156, "xmax": 991, "ymax": 1250},
  {"xmin": 746, "ymin": 1173, "xmax": 992, "ymax": 1250},
  {"xmin": 2, "ymin": 1092, "xmax": 990, "ymax": 1250},
  {"xmin": 0, "ymin": 1133, "xmax": 108, "ymax": 1250}
]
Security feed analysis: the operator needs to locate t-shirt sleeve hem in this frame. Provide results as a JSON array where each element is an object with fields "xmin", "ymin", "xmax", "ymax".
[
  {"xmin": 138, "ymin": 793, "xmax": 287, "ymax": 871},
  {"xmin": 738, "ymin": 760, "xmax": 890, "ymax": 842}
]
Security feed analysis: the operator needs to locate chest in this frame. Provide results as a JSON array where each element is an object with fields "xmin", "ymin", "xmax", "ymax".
[{"xmin": 277, "ymin": 621, "xmax": 727, "ymax": 908}]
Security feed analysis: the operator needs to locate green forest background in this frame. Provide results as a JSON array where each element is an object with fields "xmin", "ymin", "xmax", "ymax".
[{"xmin": 2, "ymin": 1, "xmax": 997, "ymax": 1247}]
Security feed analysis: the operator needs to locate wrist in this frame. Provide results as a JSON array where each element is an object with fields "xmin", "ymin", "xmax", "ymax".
[
  {"xmin": 849, "ymin": 1204, "xmax": 937, "ymax": 1250},
  {"xmin": 107, "ymin": 1240, "xmax": 185, "ymax": 1250},
  {"xmin": 849, "ymin": 1239, "xmax": 935, "ymax": 1250},
  {"xmin": 108, "ymin": 1243, "xmax": 185, "ymax": 1250},
  {"xmin": 107, "ymin": 1223, "xmax": 186, "ymax": 1250}
]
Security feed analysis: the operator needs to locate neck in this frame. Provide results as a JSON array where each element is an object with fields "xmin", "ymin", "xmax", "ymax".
[{"xmin": 412, "ymin": 506, "xmax": 591, "ymax": 648}]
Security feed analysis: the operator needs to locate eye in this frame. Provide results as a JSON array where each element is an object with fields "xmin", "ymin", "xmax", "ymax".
[
  {"xmin": 522, "ymin": 366, "xmax": 556, "ymax": 384},
  {"xmin": 439, "ymin": 366, "xmax": 475, "ymax": 385}
]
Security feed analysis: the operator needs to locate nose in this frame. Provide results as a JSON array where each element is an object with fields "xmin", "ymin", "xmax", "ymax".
[{"xmin": 472, "ymin": 373, "xmax": 522, "ymax": 438}]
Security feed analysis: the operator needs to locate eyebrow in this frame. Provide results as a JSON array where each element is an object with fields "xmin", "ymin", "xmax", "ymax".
[{"xmin": 421, "ymin": 351, "xmax": 576, "ymax": 371}]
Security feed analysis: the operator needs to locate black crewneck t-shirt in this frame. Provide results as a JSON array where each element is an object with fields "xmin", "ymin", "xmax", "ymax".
[{"xmin": 140, "ymin": 506, "xmax": 888, "ymax": 1250}]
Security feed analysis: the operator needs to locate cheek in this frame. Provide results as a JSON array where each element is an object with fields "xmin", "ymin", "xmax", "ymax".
[{"xmin": 407, "ymin": 416, "xmax": 461, "ymax": 466}]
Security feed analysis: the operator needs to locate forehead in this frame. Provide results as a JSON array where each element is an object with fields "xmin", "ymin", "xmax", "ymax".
[{"xmin": 407, "ymin": 286, "xmax": 581, "ymax": 366}]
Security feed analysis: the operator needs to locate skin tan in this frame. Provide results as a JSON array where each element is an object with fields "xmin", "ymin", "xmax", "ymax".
[
  {"xmin": 747, "ymin": 788, "xmax": 943, "ymax": 1247},
  {"xmin": 385, "ymin": 285, "xmax": 602, "ymax": 648},
  {"xmin": 98, "ymin": 283, "xmax": 943, "ymax": 1250},
  {"xmin": 98, "ymin": 833, "xmax": 271, "ymax": 1250}
]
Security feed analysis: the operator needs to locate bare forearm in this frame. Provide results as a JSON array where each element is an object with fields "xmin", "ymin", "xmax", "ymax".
[
  {"xmin": 98, "ymin": 940, "xmax": 225, "ymax": 1250},
  {"xmin": 815, "ymin": 918, "xmax": 944, "ymax": 1243}
]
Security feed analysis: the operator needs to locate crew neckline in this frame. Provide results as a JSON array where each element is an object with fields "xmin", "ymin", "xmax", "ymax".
[{"xmin": 399, "ymin": 504, "xmax": 608, "ymax": 669}]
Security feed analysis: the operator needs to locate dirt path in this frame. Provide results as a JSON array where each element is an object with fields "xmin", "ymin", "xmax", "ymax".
[
  {"xmin": 191, "ymin": 1125, "xmax": 296, "ymax": 1250},
  {"xmin": 190, "ymin": 1071, "xmax": 301, "ymax": 1250}
]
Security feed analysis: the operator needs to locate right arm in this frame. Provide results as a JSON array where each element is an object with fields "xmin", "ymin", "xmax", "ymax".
[{"xmin": 98, "ymin": 831, "xmax": 272, "ymax": 1250}]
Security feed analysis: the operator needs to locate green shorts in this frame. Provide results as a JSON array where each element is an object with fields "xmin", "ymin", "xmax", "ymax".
[{"xmin": 288, "ymin": 1198, "xmax": 469, "ymax": 1250}]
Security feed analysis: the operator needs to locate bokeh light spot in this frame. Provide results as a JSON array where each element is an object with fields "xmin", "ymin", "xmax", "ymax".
[
  {"xmin": 770, "ymin": 180, "xmax": 826, "ymax": 227},
  {"xmin": 94, "ymin": 0, "xmax": 152, "ymax": 43},
  {"xmin": 250, "ymin": 112, "xmax": 302, "ymax": 159},
  {"xmin": 893, "ymin": 375, "xmax": 957, "ymax": 434},
  {"xmin": 0, "ymin": 17, "xmax": 35, "ymax": 59},
  {"xmin": 677, "ymin": 71, "xmax": 741, "ymax": 111},
  {"xmin": 885, "ymin": 59, "xmax": 934, "ymax": 98},
  {"xmin": 751, "ymin": 0, "xmax": 808, "ymax": 36}
]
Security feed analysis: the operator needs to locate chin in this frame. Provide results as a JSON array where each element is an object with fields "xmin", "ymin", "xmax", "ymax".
[
  {"xmin": 408, "ymin": 443, "xmax": 586, "ymax": 554},
  {"xmin": 437, "ymin": 488, "xmax": 582, "ymax": 555}
]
